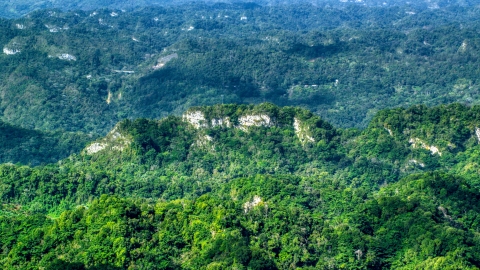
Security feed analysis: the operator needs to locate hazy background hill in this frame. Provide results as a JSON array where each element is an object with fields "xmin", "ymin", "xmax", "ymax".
[
  {"xmin": 1, "ymin": 0, "xmax": 479, "ymax": 18},
  {"xmin": 1, "ymin": 3, "xmax": 480, "ymax": 135}
]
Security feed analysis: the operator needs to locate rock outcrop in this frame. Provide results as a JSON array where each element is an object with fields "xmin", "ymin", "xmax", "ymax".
[
  {"xmin": 237, "ymin": 115, "xmax": 273, "ymax": 131},
  {"xmin": 294, "ymin": 118, "xmax": 315, "ymax": 144},
  {"xmin": 409, "ymin": 138, "xmax": 442, "ymax": 156},
  {"xmin": 85, "ymin": 125, "xmax": 131, "ymax": 154},
  {"xmin": 183, "ymin": 111, "xmax": 207, "ymax": 129}
]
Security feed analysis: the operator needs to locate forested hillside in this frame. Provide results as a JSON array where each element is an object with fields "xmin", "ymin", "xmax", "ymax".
[
  {"xmin": 1, "ymin": 0, "xmax": 476, "ymax": 19},
  {"xmin": 1, "ymin": 103, "xmax": 480, "ymax": 269},
  {"xmin": 1, "ymin": 4, "xmax": 480, "ymax": 134},
  {"xmin": 2, "ymin": 1, "xmax": 480, "ymax": 268}
]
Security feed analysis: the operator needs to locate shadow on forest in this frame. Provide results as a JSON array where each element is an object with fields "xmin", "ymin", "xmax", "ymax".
[{"xmin": 286, "ymin": 42, "xmax": 347, "ymax": 59}]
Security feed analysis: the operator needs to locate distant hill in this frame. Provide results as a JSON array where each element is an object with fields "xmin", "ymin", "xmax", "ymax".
[
  {"xmin": 1, "ymin": 0, "xmax": 478, "ymax": 18},
  {"xmin": 1, "ymin": 4, "xmax": 480, "ymax": 134}
]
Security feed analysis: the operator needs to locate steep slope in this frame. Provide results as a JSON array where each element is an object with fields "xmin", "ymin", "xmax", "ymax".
[
  {"xmin": 347, "ymin": 103, "xmax": 480, "ymax": 175},
  {"xmin": 0, "ymin": 104, "xmax": 349, "ymax": 212},
  {"xmin": 3, "ymin": 103, "xmax": 480, "ymax": 212}
]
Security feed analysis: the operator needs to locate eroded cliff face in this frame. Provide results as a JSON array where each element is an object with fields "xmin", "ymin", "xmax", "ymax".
[
  {"xmin": 243, "ymin": 195, "xmax": 266, "ymax": 214},
  {"xmin": 182, "ymin": 111, "xmax": 273, "ymax": 130},
  {"xmin": 237, "ymin": 114, "xmax": 274, "ymax": 131},
  {"xmin": 182, "ymin": 109, "xmax": 316, "ymax": 145},
  {"xmin": 409, "ymin": 138, "xmax": 442, "ymax": 156},
  {"xmin": 85, "ymin": 125, "xmax": 131, "ymax": 155},
  {"xmin": 294, "ymin": 118, "xmax": 315, "ymax": 145},
  {"xmin": 183, "ymin": 111, "xmax": 208, "ymax": 129}
]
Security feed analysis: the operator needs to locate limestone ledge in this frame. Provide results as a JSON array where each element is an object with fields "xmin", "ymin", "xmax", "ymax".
[
  {"xmin": 183, "ymin": 111, "xmax": 315, "ymax": 144},
  {"xmin": 3, "ymin": 48, "xmax": 20, "ymax": 55},
  {"xmin": 237, "ymin": 114, "xmax": 273, "ymax": 131},
  {"xmin": 294, "ymin": 118, "xmax": 315, "ymax": 144},
  {"xmin": 409, "ymin": 138, "xmax": 442, "ymax": 156},
  {"xmin": 85, "ymin": 126, "xmax": 131, "ymax": 155}
]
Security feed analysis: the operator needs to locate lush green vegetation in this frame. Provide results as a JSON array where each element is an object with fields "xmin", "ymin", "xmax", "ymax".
[
  {"xmin": 2, "ymin": 1, "xmax": 480, "ymax": 268},
  {"xmin": 0, "ymin": 0, "xmax": 474, "ymax": 19},
  {"xmin": 1, "ymin": 4, "xmax": 480, "ymax": 134},
  {"xmin": 1, "ymin": 103, "xmax": 480, "ymax": 269}
]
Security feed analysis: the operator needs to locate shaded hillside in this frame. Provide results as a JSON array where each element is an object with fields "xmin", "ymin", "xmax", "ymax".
[{"xmin": 0, "ymin": 120, "xmax": 95, "ymax": 166}]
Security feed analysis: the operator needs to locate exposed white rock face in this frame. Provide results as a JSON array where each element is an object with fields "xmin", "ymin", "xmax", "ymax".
[
  {"xmin": 85, "ymin": 126, "xmax": 131, "ymax": 154},
  {"xmin": 183, "ymin": 111, "xmax": 207, "ymax": 129},
  {"xmin": 429, "ymin": 146, "xmax": 441, "ymax": 156},
  {"xmin": 409, "ymin": 138, "xmax": 442, "ymax": 156},
  {"xmin": 58, "ymin": 54, "xmax": 76, "ymax": 61},
  {"xmin": 152, "ymin": 53, "xmax": 178, "ymax": 70},
  {"xmin": 384, "ymin": 127, "xmax": 393, "ymax": 136},
  {"xmin": 211, "ymin": 117, "xmax": 231, "ymax": 128},
  {"xmin": 243, "ymin": 196, "xmax": 264, "ymax": 213},
  {"xmin": 106, "ymin": 91, "xmax": 112, "ymax": 104},
  {"xmin": 86, "ymin": 143, "xmax": 107, "ymax": 154},
  {"xmin": 294, "ymin": 118, "xmax": 315, "ymax": 144},
  {"xmin": 409, "ymin": 159, "xmax": 425, "ymax": 168},
  {"xmin": 3, "ymin": 48, "xmax": 20, "ymax": 55},
  {"xmin": 459, "ymin": 41, "xmax": 467, "ymax": 52},
  {"xmin": 113, "ymin": 70, "xmax": 134, "ymax": 74},
  {"xmin": 45, "ymin": 24, "xmax": 60, "ymax": 32},
  {"xmin": 237, "ymin": 115, "xmax": 273, "ymax": 131},
  {"xmin": 109, "ymin": 127, "xmax": 130, "ymax": 151},
  {"xmin": 16, "ymin": 24, "xmax": 25, "ymax": 29}
]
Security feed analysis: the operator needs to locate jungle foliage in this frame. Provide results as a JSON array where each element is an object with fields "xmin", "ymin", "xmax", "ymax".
[
  {"xmin": 1, "ymin": 3, "xmax": 480, "ymax": 134},
  {"xmin": 1, "ymin": 103, "xmax": 480, "ymax": 269}
]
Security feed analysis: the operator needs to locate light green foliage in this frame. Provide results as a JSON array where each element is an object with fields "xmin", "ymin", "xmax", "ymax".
[{"xmin": 1, "ymin": 103, "xmax": 480, "ymax": 268}]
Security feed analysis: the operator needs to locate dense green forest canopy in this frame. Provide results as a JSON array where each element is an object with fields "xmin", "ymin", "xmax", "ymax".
[
  {"xmin": 1, "ymin": 3, "xmax": 480, "ymax": 134},
  {"xmin": 1, "ymin": 103, "xmax": 480, "ymax": 269},
  {"xmin": 2, "ymin": 1, "xmax": 480, "ymax": 269},
  {"xmin": 1, "ymin": 0, "xmax": 477, "ymax": 19}
]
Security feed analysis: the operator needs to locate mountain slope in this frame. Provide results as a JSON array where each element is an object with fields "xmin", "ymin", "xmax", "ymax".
[
  {"xmin": 0, "ymin": 0, "xmax": 477, "ymax": 19},
  {"xmin": 1, "ymin": 103, "xmax": 480, "ymax": 269},
  {"xmin": 1, "ymin": 5, "xmax": 480, "ymax": 133}
]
